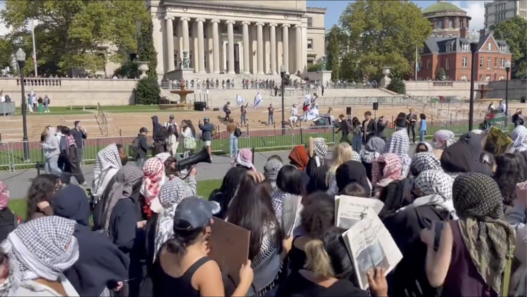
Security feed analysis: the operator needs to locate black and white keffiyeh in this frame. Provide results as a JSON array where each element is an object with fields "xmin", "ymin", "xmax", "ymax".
[
  {"xmin": 0, "ymin": 216, "xmax": 79, "ymax": 296},
  {"xmin": 312, "ymin": 138, "xmax": 328, "ymax": 158},
  {"xmin": 411, "ymin": 152, "xmax": 441, "ymax": 175},
  {"xmin": 511, "ymin": 125, "xmax": 527, "ymax": 152},
  {"xmin": 384, "ymin": 129, "xmax": 411, "ymax": 177},
  {"xmin": 92, "ymin": 144, "xmax": 122, "ymax": 199},
  {"xmin": 415, "ymin": 169, "xmax": 453, "ymax": 201}
]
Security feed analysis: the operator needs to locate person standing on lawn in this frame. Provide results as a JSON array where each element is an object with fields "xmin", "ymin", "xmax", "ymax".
[
  {"xmin": 199, "ymin": 117, "xmax": 214, "ymax": 157},
  {"xmin": 71, "ymin": 121, "xmax": 87, "ymax": 186}
]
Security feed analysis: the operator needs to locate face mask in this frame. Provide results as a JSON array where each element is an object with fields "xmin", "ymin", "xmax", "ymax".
[
  {"xmin": 121, "ymin": 156, "xmax": 128, "ymax": 166},
  {"xmin": 432, "ymin": 141, "xmax": 444, "ymax": 149}
]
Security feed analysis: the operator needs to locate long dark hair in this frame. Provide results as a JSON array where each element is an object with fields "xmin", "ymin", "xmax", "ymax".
[
  {"xmin": 226, "ymin": 176, "xmax": 283, "ymax": 259},
  {"xmin": 276, "ymin": 165, "xmax": 306, "ymax": 196},
  {"xmin": 26, "ymin": 174, "xmax": 61, "ymax": 220},
  {"xmin": 209, "ymin": 167, "xmax": 247, "ymax": 219},
  {"xmin": 165, "ymin": 222, "xmax": 207, "ymax": 261},
  {"xmin": 495, "ymin": 152, "xmax": 526, "ymax": 206},
  {"xmin": 185, "ymin": 120, "xmax": 196, "ymax": 138}
]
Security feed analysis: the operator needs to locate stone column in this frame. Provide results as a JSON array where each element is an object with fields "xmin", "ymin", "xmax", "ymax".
[
  {"xmin": 181, "ymin": 17, "xmax": 190, "ymax": 52},
  {"xmin": 269, "ymin": 23, "xmax": 277, "ymax": 75},
  {"xmin": 295, "ymin": 25, "xmax": 302, "ymax": 74},
  {"xmin": 211, "ymin": 19, "xmax": 220, "ymax": 74},
  {"xmin": 242, "ymin": 21, "xmax": 251, "ymax": 74},
  {"xmin": 165, "ymin": 16, "xmax": 175, "ymax": 71},
  {"xmin": 256, "ymin": 22, "xmax": 264, "ymax": 75},
  {"xmin": 282, "ymin": 24, "xmax": 289, "ymax": 73},
  {"xmin": 196, "ymin": 18, "xmax": 206, "ymax": 73},
  {"xmin": 226, "ymin": 20, "xmax": 235, "ymax": 74}
]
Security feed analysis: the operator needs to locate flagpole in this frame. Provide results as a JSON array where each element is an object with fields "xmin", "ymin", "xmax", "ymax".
[
  {"xmin": 415, "ymin": 46, "xmax": 418, "ymax": 81},
  {"xmin": 31, "ymin": 19, "xmax": 38, "ymax": 77}
]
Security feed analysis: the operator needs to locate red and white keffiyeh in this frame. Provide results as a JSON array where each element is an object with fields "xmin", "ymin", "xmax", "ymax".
[
  {"xmin": 141, "ymin": 158, "xmax": 165, "ymax": 209},
  {"xmin": 372, "ymin": 153, "xmax": 403, "ymax": 185}
]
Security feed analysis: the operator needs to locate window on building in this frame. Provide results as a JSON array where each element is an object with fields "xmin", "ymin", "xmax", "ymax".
[
  {"xmin": 499, "ymin": 75, "xmax": 505, "ymax": 80},
  {"xmin": 487, "ymin": 58, "xmax": 491, "ymax": 69},
  {"xmin": 461, "ymin": 75, "xmax": 467, "ymax": 81},
  {"xmin": 427, "ymin": 59, "xmax": 430, "ymax": 69},
  {"xmin": 447, "ymin": 42, "xmax": 453, "ymax": 52},
  {"xmin": 446, "ymin": 58, "xmax": 450, "ymax": 70},
  {"xmin": 495, "ymin": 57, "xmax": 498, "ymax": 67},
  {"xmin": 449, "ymin": 19, "xmax": 454, "ymax": 28},
  {"xmin": 462, "ymin": 57, "xmax": 468, "ymax": 67},
  {"xmin": 307, "ymin": 17, "xmax": 313, "ymax": 27},
  {"xmin": 461, "ymin": 44, "xmax": 469, "ymax": 51},
  {"xmin": 486, "ymin": 75, "xmax": 491, "ymax": 81},
  {"xmin": 500, "ymin": 45, "xmax": 507, "ymax": 52},
  {"xmin": 437, "ymin": 20, "xmax": 443, "ymax": 29},
  {"xmin": 479, "ymin": 74, "xmax": 483, "ymax": 81},
  {"xmin": 479, "ymin": 57, "xmax": 484, "ymax": 68},
  {"xmin": 307, "ymin": 39, "xmax": 313, "ymax": 50},
  {"xmin": 501, "ymin": 58, "xmax": 505, "ymax": 67},
  {"xmin": 487, "ymin": 43, "xmax": 492, "ymax": 51}
]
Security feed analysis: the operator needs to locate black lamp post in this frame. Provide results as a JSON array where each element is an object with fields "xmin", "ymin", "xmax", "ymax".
[
  {"xmin": 468, "ymin": 33, "xmax": 479, "ymax": 131},
  {"xmin": 505, "ymin": 60, "xmax": 511, "ymax": 128},
  {"xmin": 280, "ymin": 64, "xmax": 286, "ymax": 135},
  {"xmin": 16, "ymin": 48, "xmax": 30, "ymax": 162}
]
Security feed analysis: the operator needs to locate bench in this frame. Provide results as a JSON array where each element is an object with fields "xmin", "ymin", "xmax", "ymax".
[{"xmin": 68, "ymin": 105, "xmax": 98, "ymax": 110}]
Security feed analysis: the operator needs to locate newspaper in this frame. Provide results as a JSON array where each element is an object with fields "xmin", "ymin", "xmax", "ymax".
[
  {"xmin": 342, "ymin": 208, "xmax": 403, "ymax": 290},
  {"xmin": 282, "ymin": 194, "xmax": 302, "ymax": 236},
  {"xmin": 335, "ymin": 195, "xmax": 384, "ymax": 229}
]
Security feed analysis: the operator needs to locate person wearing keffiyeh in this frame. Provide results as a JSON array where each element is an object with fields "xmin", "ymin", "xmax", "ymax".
[
  {"xmin": 432, "ymin": 129, "xmax": 456, "ymax": 159},
  {"xmin": 421, "ymin": 173, "xmax": 515, "ymax": 296},
  {"xmin": 92, "ymin": 144, "xmax": 124, "ymax": 202},
  {"xmin": 410, "ymin": 152, "xmax": 442, "ymax": 176},
  {"xmin": 306, "ymin": 137, "xmax": 328, "ymax": 177},
  {"xmin": 372, "ymin": 153, "xmax": 403, "ymax": 187},
  {"xmin": 511, "ymin": 125, "xmax": 527, "ymax": 152},
  {"xmin": 384, "ymin": 117, "xmax": 411, "ymax": 178},
  {"xmin": 141, "ymin": 157, "xmax": 168, "ymax": 218},
  {"xmin": 361, "ymin": 136, "xmax": 385, "ymax": 180},
  {"xmin": 0, "ymin": 216, "xmax": 80, "ymax": 297}
]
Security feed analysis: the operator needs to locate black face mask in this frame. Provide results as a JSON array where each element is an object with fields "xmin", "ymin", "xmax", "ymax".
[
  {"xmin": 121, "ymin": 157, "xmax": 128, "ymax": 166},
  {"xmin": 378, "ymin": 163, "xmax": 386, "ymax": 175}
]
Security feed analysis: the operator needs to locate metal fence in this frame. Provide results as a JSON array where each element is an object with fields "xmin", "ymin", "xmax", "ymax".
[{"xmin": 0, "ymin": 120, "xmax": 486, "ymax": 173}]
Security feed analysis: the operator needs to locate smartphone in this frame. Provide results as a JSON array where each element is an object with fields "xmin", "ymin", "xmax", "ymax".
[{"xmin": 433, "ymin": 222, "xmax": 444, "ymax": 251}]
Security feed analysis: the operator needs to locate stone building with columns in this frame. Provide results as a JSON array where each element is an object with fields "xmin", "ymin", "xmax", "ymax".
[{"xmin": 148, "ymin": 0, "xmax": 326, "ymax": 81}]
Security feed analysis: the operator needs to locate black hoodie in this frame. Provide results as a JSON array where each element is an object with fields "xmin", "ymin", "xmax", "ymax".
[{"xmin": 53, "ymin": 184, "xmax": 129, "ymax": 296}]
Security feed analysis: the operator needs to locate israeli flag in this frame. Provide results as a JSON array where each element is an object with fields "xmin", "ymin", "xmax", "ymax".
[
  {"xmin": 254, "ymin": 93, "xmax": 263, "ymax": 109},
  {"xmin": 303, "ymin": 94, "xmax": 311, "ymax": 106},
  {"xmin": 236, "ymin": 94, "xmax": 245, "ymax": 105},
  {"xmin": 306, "ymin": 106, "xmax": 319, "ymax": 121}
]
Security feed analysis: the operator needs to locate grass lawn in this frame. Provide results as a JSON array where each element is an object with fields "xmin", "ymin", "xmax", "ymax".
[
  {"xmin": 14, "ymin": 105, "xmax": 191, "ymax": 115},
  {"xmin": 8, "ymin": 179, "xmax": 222, "ymax": 220}
]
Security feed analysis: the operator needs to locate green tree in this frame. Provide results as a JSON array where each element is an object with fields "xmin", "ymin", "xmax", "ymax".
[
  {"xmin": 326, "ymin": 25, "xmax": 342, "ymax": 81},
  {"xmin": 436, "ymin": 68, "xmax": 446, "ymax": 80},
  {"xmin": 0, "ymin": 38, "xmax": 14, "ymax": 70},
  {"xmin": 339, "ymin": 0, "xmax": 432, "ymax": 79},
  {"xmin": 387, "ymin": 77, "xmax": 406, "ymax": 94},
  {"xmin": 307, "ymin": 63, "xmax": 322, "ymax": 72},
  {"xmin": 490, "ymin": 16, "xmax": 527, "ymax": 78},
  {"xmin": 138, "ymin": 18, "xmax": 158, "ymax": 78},
  {"xmin": 1, "ymin": 0, "xmax": 150, "ymax": 75},
  {"xmin": 136, "ymin": 76, "xmax": 160, "ymax": 105}
]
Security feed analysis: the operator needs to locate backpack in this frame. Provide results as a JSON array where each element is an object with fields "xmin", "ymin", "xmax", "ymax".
[
  {"xmin": 234, "ymin": 127, "xmax": 242, "ymax": 137},
  {"xmin": 211, "ymin": 124, "xmax": 217, "ymax": 137}
]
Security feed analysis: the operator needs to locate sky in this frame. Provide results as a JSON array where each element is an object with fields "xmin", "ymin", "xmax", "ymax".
[{"xmin": 0, "ymin": 0, "xmax": 488, "ymax": 36}]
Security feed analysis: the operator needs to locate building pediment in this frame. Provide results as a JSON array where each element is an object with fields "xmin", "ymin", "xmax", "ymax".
[{"xmin": 162, "ymin": 0, "xmax": 306, "ymax": 16}]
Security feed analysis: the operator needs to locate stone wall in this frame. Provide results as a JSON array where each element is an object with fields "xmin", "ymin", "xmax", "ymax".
[
  {"xmin": 0, "ymin": 78, "xmax": 138, "ymax": 107},
  {"xmin": 485, "ymin": 79, "xmax": 527, "ymax": 100},
  {"xmin": 404, "ymin": 80, "xmax": 489, "ymax": 98}
]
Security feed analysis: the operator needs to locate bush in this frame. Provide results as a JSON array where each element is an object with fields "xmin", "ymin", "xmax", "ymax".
[
  {"xmin": 436, "ymin": 68, "xmax": 446, "ymax": 80},
  {"xmin": 387, "ymin": 77, "xmax": 406, "ymax": 94},
  {"xmin": 136, "ymin": 76, "xmax": 160, "ymax": 105},
  {"xmin": 307, "ymin": 63, "xmax": 323, "ymax": 72}
]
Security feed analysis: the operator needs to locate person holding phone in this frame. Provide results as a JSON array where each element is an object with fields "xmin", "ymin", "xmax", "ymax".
[{"xmin": 406, "ymin": 108, "xmax": 417, "ymax": 144}]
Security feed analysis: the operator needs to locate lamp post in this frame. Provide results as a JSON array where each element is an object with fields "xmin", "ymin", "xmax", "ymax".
[
  {"xmin": 16, "ymin": 48, "xmax": 30, "ymax": 162},
  {"xmin": 280, "ymin": 64, "xmax": 286, "ymax": 135},
  {"xmin": 505, "ymin": 60, "xmax": 511, "ymax": 128},
  {"xmin": 468, "ymin": 32, "xmax": 479, "ymax": 131}
]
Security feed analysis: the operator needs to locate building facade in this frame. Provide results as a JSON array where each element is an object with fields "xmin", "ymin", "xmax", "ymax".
[
  {"xmin": 422, "ymin": 0, "xmax": 471, "ymax": 38},
  {"xmin": 148, "ymin": 0, "xmax": 326, "ymax": 80},
  {"xmin": 418, "ymin": 31, "xmax": 512, "ymax": 82},
  {"xmin": 485, "ymin": 0, "xmax": 527, "ymax": 29}
]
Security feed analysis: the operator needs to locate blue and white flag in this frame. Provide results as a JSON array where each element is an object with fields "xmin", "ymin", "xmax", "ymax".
[
  {"xmin": 303, "ymin": 94, "xmax": 311, "ymax": 106},
  {"xmin": 236, "ymin": 94, "xmax": 245, "ymax": 105},
  {"xmin": 306, "ymin": 106, "xmax": 319, "ymax": 121},
  {"xmin": 254, "ymin": 93, "xmax": 263, "ymax": 109}
]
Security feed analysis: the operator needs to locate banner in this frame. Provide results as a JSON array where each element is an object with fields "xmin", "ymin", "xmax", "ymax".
[
  {"xmin": 236, "ymin": 94, "xmax": 245, "ymax": 105},
  {"xmin": 303, "ymin": 94, "xmax": 311, "ymax": 106},
  {"xmin": 254, "ymin": 93, "xmax": 263, "ymax": 109},
  {"xmin": 306, "ymin": 107, "xmax": 320, "ymax": 121}
]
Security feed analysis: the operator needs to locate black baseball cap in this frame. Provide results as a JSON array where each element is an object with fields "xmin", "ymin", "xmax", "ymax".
[
  {"xmin": 173, "ymin": 197, "xmax": 221, "ymax": 230},
  {"xmin": 139, "ymin": 127, "xmax": 149, "ymax": 133}
]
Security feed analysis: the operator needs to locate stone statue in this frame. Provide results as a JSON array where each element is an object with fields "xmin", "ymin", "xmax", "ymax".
[
  {"xmin": 321, "ymin": 56, "xmax": 327, "ymax": 71},
  {"xmin": 182, "ymin": 51, "xmax": 190, "ymax": 69}
]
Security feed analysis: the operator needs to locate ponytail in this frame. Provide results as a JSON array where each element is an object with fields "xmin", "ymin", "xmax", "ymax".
[
  {"xmin": 166, "ymin": 225, "xmax": 205, "ymax": 258},
  {"xmin": 165, "ymin": 236, "xmax": 187, "ymax": 257},
  {"xmin": 304, "ymin": 239, "xmax": 335, "ymax": 278}
]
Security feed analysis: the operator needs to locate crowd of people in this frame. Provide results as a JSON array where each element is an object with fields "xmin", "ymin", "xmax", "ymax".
[{"xmin": 2, "ymin": 109, "xmax": 526, "ymax": 297}]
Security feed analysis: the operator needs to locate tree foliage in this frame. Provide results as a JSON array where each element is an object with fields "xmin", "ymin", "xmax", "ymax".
[
  {"xmin": 1, "ymin": 0, "xmax": 150, "ymax": 75},
  {"xmin": 490, "ymin": 16, "xmax": 527, "ymax": 78},
  {"xmin": 136, "ymin": 76, "xmax": 160, "ymax": 105},
  {"xmin": 307, "ymin": 63, "xmax": 322, "ymax": 72},
  {"xmin": 326, "ymin": 25, "xmax": 342, "ymax": 81},
  {"xmin": 137, "ymin": 18, "xmax": 158, "ymax": 78},
  {"xmin": 339, "ymin": 0, "xmax": 431, "ymax": 79},
  {"xmin": 387, "ymin": 77, "xmax": 406, "ymax": 94},
  {"xmin": 0, "ymin": 38, "xmax": 14, "ymax": 70},
  {"xmin": 436, "ymin": 68, "xmax": 446, "ymax": 80}
]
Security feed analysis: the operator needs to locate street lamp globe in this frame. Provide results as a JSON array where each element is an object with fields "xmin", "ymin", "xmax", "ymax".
[
  {"xmin": 16, "ymin": 48, "xmax": 26, "ymax": 63},
  {"xmin": 505, "ymin": 60, "xmax": 511, "ymax": 71}
]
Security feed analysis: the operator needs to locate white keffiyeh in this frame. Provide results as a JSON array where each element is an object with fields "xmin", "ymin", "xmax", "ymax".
[
  {"xmin": 0, "ymin": 216, "xmax": 80, "ymax": 296},
  {"xmin": 411, "ymin": 152, "xmax": 441, "ymax": 175},
  {"xmin": 511, "ymin": 125, "xmax": 527, "ymax": 152},
  {"xmin": 92, "ymin": 144, "xmax": 122, "ymax": 201},
  {"xmin": 384, "ymin": 129, "xmax": 411, "ymax": 177}
]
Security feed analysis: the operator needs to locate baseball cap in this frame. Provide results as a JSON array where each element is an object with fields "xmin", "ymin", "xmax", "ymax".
[
  {"xmin": 204, "ymin": 117, "xmax": 210, "ymax": 120},
  {"xmin": 139, "ymin": 127, "xmax": 149, "ymax": 133},
  {"xmin": 173, "ymin": 197, "xmax": 221, "ymax": 230},
  {"xmin": 169, "ymin": 114, "xmax": 174, "ymax": 119}
]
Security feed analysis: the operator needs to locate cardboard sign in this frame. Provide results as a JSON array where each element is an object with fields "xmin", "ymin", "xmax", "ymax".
[{"xmin": 208, "ymin": 218, "xmax": 251, "ymax": 285}]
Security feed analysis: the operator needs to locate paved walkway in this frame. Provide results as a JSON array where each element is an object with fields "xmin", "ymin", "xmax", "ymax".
[{"xmin": 1, "ymin": 142, "xmax": 422, "ymax": 200}]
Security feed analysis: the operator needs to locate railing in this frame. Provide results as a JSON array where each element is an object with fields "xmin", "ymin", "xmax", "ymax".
[
  {"xmin": 95, "ymin": 103, "xmax": 109, "ymax": 136},
  {"xmin": 0, "ymin": 120, "xmax": 491, "ymax": 172},
  {"xmin": 16, "ymin": 78, "xmax": 62, "ymax": 87}
]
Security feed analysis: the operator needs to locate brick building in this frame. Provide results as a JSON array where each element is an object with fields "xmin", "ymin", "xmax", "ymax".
[
  {"xmin": 422, "ymin": 0, "xmax": 471, "ymax": 38},
  {"xmin": 417, "ymin": 1, "xmax": 512, "ymax": 81}
]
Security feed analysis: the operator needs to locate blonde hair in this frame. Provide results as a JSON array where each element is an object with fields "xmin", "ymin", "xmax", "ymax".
[
  {"xmin": 327, "ymin": 143, "xmax": 353, "ymax": 185},
  {"xmin": 41, "ymin": 125, "xmax": 51, "ymax": 137},
  {"xmin": 304, "ymin": 239, "xmax": 335, "ymax": 278}
]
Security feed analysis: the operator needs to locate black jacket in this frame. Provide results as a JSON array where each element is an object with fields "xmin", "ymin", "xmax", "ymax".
[
  {"xmin": 136, "ymin": 134, "xmax": 149, "ymax": 159},
  {"xmin": 362, "ymin": 119, "xmax": 377, "ymax": 141},
  {"xmin": 0, "ymin": 208, "xmax": 17, "ymax": 243}
]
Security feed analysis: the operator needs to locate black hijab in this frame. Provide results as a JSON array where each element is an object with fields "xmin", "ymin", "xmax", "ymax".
[
  {"xmin": 335, "ymin": 161, "xmax": 371, "ymax": 194},
  {"xmin": 441, "ymin": 132, "xmax": 492, "ymax": 176},
  {"xmin": 53, "ymin": 184, "xmax": 129, "ymax": 296}
]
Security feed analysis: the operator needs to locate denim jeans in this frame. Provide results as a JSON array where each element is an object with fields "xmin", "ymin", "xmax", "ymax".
[
  {"xmin": 420, "ymin": 130, "xmax": 426, "ymax": 143},
  {"xmin": 136, "ymin": 157, "xmax": 146, "ymax": 169},
  {"xmin": 241, "ymin": 114, "xmax": 246, "ymax": 125},
  {"xmin": 352, "ymin": 134, "xmax": 362, "ymax": 152},
  {"xmin": 229, "ymin": 134, "xmax": 239, "ymax": 157},
  {"xmin": 268, "ymin": 114, "xmax": 274, "ymax": 125},
  {"xmin": 45, "ymin": 155, "xmax": 62, "ymax": 176}
]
